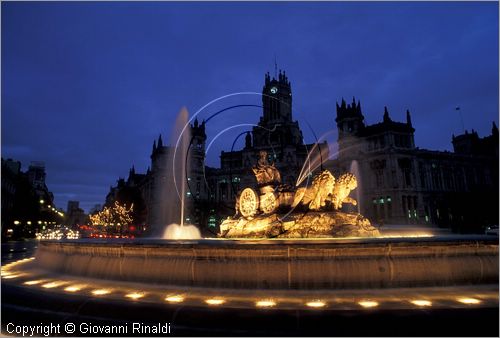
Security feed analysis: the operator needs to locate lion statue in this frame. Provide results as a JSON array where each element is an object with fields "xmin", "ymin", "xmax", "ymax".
[
  {"xmin": 292, "ymin": 170, "xmax": 358, "ymax": 211},
  {"xmin": 329, "ymin": 172, "xmax": 358, "ymax": 210},
  {"xmin": 292, "ymin": 170, "xmax": 335, "ymax": 210}
]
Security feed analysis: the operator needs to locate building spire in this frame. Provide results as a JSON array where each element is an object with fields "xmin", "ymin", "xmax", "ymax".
[
  {"xmin": 245, "ymin": 132, "xmax": 252, "ymax": 148},
  {"xmin": 383, "ymin": 106, "xmax": 391, "ymax": 122},
  {"xmin": 274, "ymin": 54, "xmax": 277, "ymax": 79},
  {"xmin": 492, "ymin": 121, "xmax": 498, "ymax": 136},
  {"xmin": 406, "ymin": 109, "xmax": 412, "ymax": 126},
  {"xmin": 128, "ymin": 166, "xmax": 135, "ymax": 181},
  {"xmin": 152, "ymin": 139, "xmax": 157, "ymax": 154},
  {"xmin": 158, "ymin": 134, "xmax": 163, "ymax": 148}
]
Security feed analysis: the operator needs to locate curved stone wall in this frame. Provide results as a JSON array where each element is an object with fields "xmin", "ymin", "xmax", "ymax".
[{"xmin": 33, "ymin": 237, "xmax": 498, "ymax": 290}]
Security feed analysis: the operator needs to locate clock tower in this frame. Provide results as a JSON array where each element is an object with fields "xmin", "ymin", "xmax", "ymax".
[
  {"xmin": 253, "ymin": 69, "xmax": 303, "ymax": 148},
  {"xmin": 262, "ymin": 70, "xmax": 292, "ymax": 123}
]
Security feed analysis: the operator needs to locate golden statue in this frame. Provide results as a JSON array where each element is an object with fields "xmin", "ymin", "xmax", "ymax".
[
  {"xmin": 292, "ymin": 170, "xmax": 335, "ymax": 210},
  {"xmin": 292, "ymin": 171, "xmax": 357, "ymax": 211},
  {"xmin": 252, "ymin": 150, "xmax": 281, "ymax": 185},
  {"xmin": 329, "ymin": 172, "xmax": 358, "ymax": 210},
  {"xmin": 221, "ymin": 153, "xmax": 379, "ymax": 239}
]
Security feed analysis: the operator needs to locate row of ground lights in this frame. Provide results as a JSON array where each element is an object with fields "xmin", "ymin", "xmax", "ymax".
[
  {"xmin": 2, "ymin": 258, "xmax": 487, "ymax": 309},
  {"xmin": 17, "ymin": 278, "xmax": 486, "ymax": 309}
]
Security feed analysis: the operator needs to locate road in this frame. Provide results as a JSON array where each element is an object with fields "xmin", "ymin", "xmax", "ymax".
[{"xmin": 1, "ymin": 239, "xmax": 38, "ymax": 264}]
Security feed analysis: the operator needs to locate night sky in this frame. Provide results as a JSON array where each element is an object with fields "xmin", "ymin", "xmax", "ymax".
[{"xmin": 2, "ymin": 2, "xmax": 498, "ymax": 213}]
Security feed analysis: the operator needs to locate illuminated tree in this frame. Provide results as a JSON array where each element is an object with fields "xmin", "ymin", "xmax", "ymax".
[{"xmin": 89, "ymin": 202, "xmax": 134, "ymax": 234}]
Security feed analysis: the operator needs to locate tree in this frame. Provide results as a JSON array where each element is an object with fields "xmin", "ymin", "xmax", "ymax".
[{"xmin": 89, "ymin": 201, "xmax": 134, "ymax": 235}]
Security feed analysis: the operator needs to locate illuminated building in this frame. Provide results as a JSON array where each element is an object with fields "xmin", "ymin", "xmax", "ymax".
[
  {"xmin": 104, "ymin": 69, "xmax": 498, "ymax": 233},
  {"xmin": 329, "ymin": 98, "xmax": 498, "ymax": 229}
]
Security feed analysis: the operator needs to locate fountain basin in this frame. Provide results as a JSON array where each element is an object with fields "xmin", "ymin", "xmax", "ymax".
[{"xmin": 33, "ymin": 236, "xmax": 498, "ymax": 290}]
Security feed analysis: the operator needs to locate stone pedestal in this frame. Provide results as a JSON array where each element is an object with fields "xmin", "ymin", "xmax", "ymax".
[{"xmin": 220, "ymin": 211, "xmax": 380, "ymax": 238}]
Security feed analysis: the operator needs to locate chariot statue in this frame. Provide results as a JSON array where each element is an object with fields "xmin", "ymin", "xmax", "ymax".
[
  {"xmin": 221, "ymin": 150, "xmax": 379, "ymax": 238},
  {"xmin": 237, "ymin": 150, "xmax": 293, "ymax": 218},
  {"xmin": 236, "ymin": 151, "xmax": 358, "ymax": 219}
]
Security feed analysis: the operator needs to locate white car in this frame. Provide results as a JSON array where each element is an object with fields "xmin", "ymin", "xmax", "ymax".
[{"xmin": 485, "ymin": 225, "xmax": 499, "ymax": 236}]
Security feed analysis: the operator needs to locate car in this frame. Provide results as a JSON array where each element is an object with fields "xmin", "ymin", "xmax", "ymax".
[{"xmin": 484, "ymin": 225, "xmax": 499, "ymax": 236}]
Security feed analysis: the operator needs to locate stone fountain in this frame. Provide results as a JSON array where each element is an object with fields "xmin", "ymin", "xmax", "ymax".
[
  {"xmin": 219, "ymin": 150, "xmax": 380, "ymax": 238},
  {"xmin": 6, "ymin": 148, "xmax": 497, "ymax": 292},
  {"xmin": 1, "ymin": 138, "xmax": 498, "ymax": 336}
]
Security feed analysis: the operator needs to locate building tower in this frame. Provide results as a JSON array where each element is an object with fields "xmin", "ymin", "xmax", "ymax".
[
  {"xmin": 336, "ymin": 97, "xmax": 365, "ymax": 137},
  {"xmin": 262, "ymin": 70, "xmax": 292, "ymax": 123},
  {"xmin": 335, "ymin": 97, "xmax": 365, "ymax": 154},
  {"xmin": 253, "ymin": 70, "xmax": 303, "ymax": 147},
  {"xmin": 190, "ymin": 118, "xmax": 207, "ymax": 171},
  {"xmin": 189, "ymin": 118, "xmax": 207, "ymax": 200}
]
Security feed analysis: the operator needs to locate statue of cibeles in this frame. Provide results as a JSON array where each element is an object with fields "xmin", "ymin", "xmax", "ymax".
[
  {"xmin": 252, "ymin": 150, "xmax": 281, "ymax": 186},
  {"xmin": 221, "ymin": 152, "xmax": 379, "ymax": 239}
]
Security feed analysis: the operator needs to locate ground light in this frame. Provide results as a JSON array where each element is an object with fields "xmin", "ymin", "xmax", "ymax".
[
  {"xmin": 306, "ymin": 300, "xmax": 326, "ymax": 308},
  {"xmin": 125, "ymin": 292, "xmax": 145, "ymax": 300},
  {"xmin": 24, "ymin": 279, "xmax": 46, "ymax": 285},
  {"xmin": 91, "ymin": 289, "xmax": 112, "ymax": 296},
  {"xmin": 41, "ymin": 281, "xmax": 67, "ymax": 288},
  {"xmin": 410, "ymin": 299, "xmax": 432, "ymax": 307},
  {"xmin": 358, "ymin": 300, "xmax": 379, "ymax": 308},
  {"xmin": 457, "ymin": 297, "xmax": 481, "ymax": 305},
  {"xmin": 64, "ymin": 285, "xmax": 86, "ymax": 292},
  {"xmin": 205, "ymin": 298, "xmax": 226, "ymax": 305},
  {"xmin": 256, "ymin": 299, "xmax": 277, "ymax": 308},
  {"xmin": 165, "ymin": 295, "xmax": 185, "ymax": 303}
]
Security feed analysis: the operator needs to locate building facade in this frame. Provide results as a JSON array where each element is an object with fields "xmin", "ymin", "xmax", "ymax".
[
  {"xmin": 1, "ymin": 158, "xmax": 59, "ymax": 239},
  {"xmin": 65, "ymin": 201, "xmax": 87, "ymax": 228},
  {"xmin": 328, "ymin": 98, "xmax": 498, "ymax": 230}
]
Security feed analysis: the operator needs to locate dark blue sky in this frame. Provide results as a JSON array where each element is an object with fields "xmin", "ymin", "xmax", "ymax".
[{"xmin": 2, "ymin": 2, "xmax": 498, "ymax": 213}]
